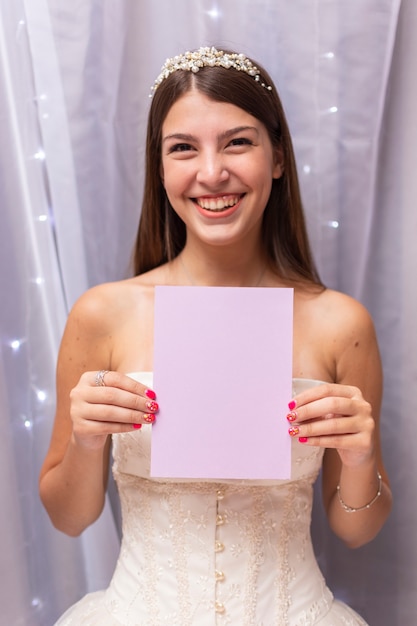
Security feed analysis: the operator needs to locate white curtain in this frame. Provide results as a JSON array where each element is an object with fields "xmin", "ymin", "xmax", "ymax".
[{"xmin": 0, "ymin": 1, "xmax": 415, "ymax": 624}]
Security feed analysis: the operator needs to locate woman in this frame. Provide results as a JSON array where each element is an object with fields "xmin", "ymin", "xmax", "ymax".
[{"xmin": 40, "ymin": 47, "xmax": 392, "ymax": 625}]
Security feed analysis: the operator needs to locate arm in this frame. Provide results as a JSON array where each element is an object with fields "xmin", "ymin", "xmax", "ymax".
[
  {"xmin": 39, "ymin": 286, "xmax": 158, "ymax": 536},
  {"xmin": 289, "ymin": 294, "xmax": 392, "ymax": 548}
]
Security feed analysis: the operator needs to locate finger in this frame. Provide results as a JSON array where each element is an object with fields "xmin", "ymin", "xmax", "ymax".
[
  {"xmin": 89, "ymin": 399, "xmax": 158, "ymax": 423},
  {"xmin": 289, "ymin": 416, "xmax": 358, "ymax": 439},
  {"xmin": 71, "ymin": 378, "xmax": 159, "ymax": 432},
  {"xmin": 289, "ymin": 383, "xmax": 359, "ymax": 411},
  {"xmin": 288, "ymin": 413, "xmax": 374, "ymax": 446},
  {"xmin": 72, "ymin": 399, "xmax": 159, "ymax": 436},
  {"xmin": 286, "ymin": 401, "xmax": 355, "ymax": 424},
  {"xmin": 73, "ymin": 416, "xmax": 148, "ymax": 439},
  {"xmin": 287, "ymin": 394, "xmax": 369, "ymax": 424},
  {"xmin": 89, "ymin": 370, "xmax": 157, "ymax": 401},
  {"xmin": 295, "ymin": 431, "xmax": 375, "ymax": 465},
  {"xmin": 73, "ymin": 383, "xmax": 159, "ymax": 419},
  {"xmin": 294, "ymin": 432, "xmax": 364, "ymax": 450},
  {"xmin": 87, "ymin": 371, "xmax": 159, "ymax": 413}
]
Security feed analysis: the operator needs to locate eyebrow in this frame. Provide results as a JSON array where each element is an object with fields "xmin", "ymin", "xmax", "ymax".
[{"xmin": 162, "ymin": 125, "xmax": 259, "ymax": 143}]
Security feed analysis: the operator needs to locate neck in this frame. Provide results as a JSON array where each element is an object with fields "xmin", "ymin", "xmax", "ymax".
[{"xmin": 177, "ymin": 244, "xmax": 268, "ymax": 287}]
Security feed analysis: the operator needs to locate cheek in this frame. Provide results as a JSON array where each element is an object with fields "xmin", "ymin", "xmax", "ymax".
[
  {"xmin": 162, "ymin": 172, "xmax": 190, "ymax": 215},
  {"xmin": 163, "ymin": 174, "xmax": 181, "ymax": 202},
  {"xmin": 160, "ymin": 164, "xmax": 175, "ymax": 196},
  {"xmin": 161, "ymin": 162, "xmax": 188, "ymax": 197}
]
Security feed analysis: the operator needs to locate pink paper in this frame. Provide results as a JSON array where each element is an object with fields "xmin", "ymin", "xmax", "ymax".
[{"xmin": 151, "ymin": 286, "xmax": 293, "ymax": 480}]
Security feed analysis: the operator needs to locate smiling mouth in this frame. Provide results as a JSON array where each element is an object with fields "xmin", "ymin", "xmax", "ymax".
[{"xmin": 194, "ymin": 194, "xmax": 243, "ymax": 212}]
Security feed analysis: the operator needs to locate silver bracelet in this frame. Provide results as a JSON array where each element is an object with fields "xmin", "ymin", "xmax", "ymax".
[{"xmin": 337, "ymin": 471, "xmax": 383, "ymax": 513}]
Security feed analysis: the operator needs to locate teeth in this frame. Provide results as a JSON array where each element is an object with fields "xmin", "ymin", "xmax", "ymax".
[{"xmin": 196, "ymin": 195, "xmax": 240, "ymax": 211}]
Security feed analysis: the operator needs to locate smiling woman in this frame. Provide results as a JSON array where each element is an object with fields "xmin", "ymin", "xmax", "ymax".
[
  {"xmin": 136, "ymin": 47, "xmax": 319, "ymax": 282},
  {"xmin": 39, "ymin": 46, "xmax": 392, "ymax": 625},
  {"xmin": 160, "ymin": 90, "xmax": 283, "ymax": 259}
]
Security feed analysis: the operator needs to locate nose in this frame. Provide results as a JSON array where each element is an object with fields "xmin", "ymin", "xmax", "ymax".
[{"xmin": 195, "ymin": 150, "xmax": 229, "ymax": 186}]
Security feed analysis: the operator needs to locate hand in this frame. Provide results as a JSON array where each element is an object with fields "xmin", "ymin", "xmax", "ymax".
[
  {"xmin": 69, "ymin": 370, "xmax": 159, "ymax": 449},
  {"xmin": 286, "ymin": 383, "xmax": 376, "ymax": 467}
]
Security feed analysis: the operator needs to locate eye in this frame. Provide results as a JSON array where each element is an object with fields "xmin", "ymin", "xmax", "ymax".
[
  {"xmin": 168, "ymin": 143, "xmax": 193, "ymax": 153},
  {"xmin": 228, "ymin": 137, "xmax": 253, "ymax": 148}
]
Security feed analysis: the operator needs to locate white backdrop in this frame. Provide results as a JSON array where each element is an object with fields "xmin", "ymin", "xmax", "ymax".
[{"xmin": 0, "ymin": 0, "xmax": 416, "ymax": 624}]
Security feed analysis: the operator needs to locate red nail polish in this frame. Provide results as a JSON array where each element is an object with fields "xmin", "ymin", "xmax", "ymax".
[
  {"xmin": 133, "ymin": 423, "xmax": 142, "ymax": 430},
  {"xmin": 288, "ymin": 426, "xmax": 300, "ymax": 436},
  {"xmin": 298, "ymin": 437, "xmax": 308, "ymax": 443},
  {"xmin": 288, "ymin": 400, "xmax": 297, "ymax": 411},
  {"xmin": 146, "ymin": 400, "xmax": 159, "ymax": 412},
  {"xmin": 145, "ymin": 389, "xmax": 157, "ymax": 400},
  {"xmin": 144, "ymin": 413, "xmax": 156, "ymax": 424},
  {"xmin": 286, "ymin": 411, "xmax": 297, "ymax": 422}
]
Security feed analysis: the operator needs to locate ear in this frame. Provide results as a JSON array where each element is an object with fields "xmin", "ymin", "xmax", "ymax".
[{"xmin": 272, "ymin": 146, "xmax": 284, "ymax": 179}]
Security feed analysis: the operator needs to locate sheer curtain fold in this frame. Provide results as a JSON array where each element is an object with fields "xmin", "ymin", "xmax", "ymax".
[
  {"xmin": 23, "ymin": 0, "xmax": 89, "ymax": 309},
  {"xmin": 0, "ymin": 3, "xmax": 86, "ymax": 623},
  {"xmin": 0, "ymin": 1, "xmax": 118, "ymax": 624},
  {"xmin": 1, "ymin": 0, "xmax": 415, "ymax": 624}
]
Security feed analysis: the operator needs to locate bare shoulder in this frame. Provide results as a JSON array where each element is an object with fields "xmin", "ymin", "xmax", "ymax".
[
  {"xmin": 67, "ymin": 277, "xmax": 152, "ymax": 335},
  {"xmin": 61, "ymin": 266, "xmax": 176, "ymax": 373},
  {"xmin": 296, "ymin": 285, "xmax": 376, "ymax": 338},
  {"xmin": 318, "ymin": 289, "xmax": 378, "ymax": 354},
  {"xmin": 58, "ymin": 278, "xmax": 149, "ymax": 370},
  {"xmin": 294, "ymin": 285, "xmax": 380, "ymax": 385},
  {"xmin": 313, "ymin": 287, "xmax": 376, "ymax": 333},
  {"xmin": 314, "ymin": 288, "xmax": 380, "ymax": 384}
]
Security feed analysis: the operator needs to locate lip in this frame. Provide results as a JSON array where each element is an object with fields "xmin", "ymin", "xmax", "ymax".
[{"xmin": 192, "ymin": 194, "xmax": 244, "ymax": 219}]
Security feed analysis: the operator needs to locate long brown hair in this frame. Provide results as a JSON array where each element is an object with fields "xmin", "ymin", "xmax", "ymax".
[{"xmin": 133, "ymin": 50, "xmax": 322, "ymax": 286}]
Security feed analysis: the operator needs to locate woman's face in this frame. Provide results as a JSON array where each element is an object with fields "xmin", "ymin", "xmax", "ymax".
[{"xmin": 160, "ymin": 89, "xmax": 283, "ymax": 251}]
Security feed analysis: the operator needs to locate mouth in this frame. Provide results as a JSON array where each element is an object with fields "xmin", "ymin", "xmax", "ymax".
[{"xmin": 193, "ymin": 194, "xmax": 243, "ymax": 212}]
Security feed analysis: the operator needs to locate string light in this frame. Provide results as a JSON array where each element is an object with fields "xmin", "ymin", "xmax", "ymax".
[
  {"xmin": 33, "ymin": 149, "xmax": 46, "ymax": 160},
  {"xmin": 206, "ymin": 6, "xmax": 221, "ymax": 19},
  {"xmin": 36, "ymin": 390, "xmax": 47, "ymax": 402}
]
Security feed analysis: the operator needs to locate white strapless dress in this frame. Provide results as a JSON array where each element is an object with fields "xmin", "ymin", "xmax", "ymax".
[{"xmin": 55, "ymin": 374, "xmax": 368, "ymax": 626}]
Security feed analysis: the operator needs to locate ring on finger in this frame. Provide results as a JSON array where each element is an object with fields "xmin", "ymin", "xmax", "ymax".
[{"xmin": 95, "ymin": 370, "xmax": 109, "ymax": 387}]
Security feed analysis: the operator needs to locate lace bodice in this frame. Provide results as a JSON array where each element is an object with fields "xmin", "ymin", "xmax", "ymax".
[
  {"xmin": 55, "ymin": 374, "xmax": 368, "ymax": 626},
  {"xmin": 108, "ymin": 375, "xmax": 329, "ymax": 625}
]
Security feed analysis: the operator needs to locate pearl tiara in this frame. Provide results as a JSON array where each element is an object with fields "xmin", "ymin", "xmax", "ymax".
[{"xmin": 150, "ymin": 46, "xmax": 272, "ymax": 96}]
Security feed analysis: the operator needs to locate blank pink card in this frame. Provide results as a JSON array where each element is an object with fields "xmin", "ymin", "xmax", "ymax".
[{"xmin": 151, "ymin": 286, "xmax": 293, "ymax": 480}]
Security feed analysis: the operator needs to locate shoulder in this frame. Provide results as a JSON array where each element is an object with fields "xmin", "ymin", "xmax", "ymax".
[
  {"xmin": 314, "ymin": 288, "xmax": 380, "ymax": 384},
  {"xmin": 57, "ymin": 278, "xmax": 154, "ymax": 372},
  {"xmin": 66, "ymin": 277, "xmax": 154, "ymax": 338},
  {"xmin": 69, "ymin": 280, "xmax": 130, "ymax": 325},
  {"xmin": 296, "ymin": 286, "xmax": 374, "ymax": 332},
  {"xmin": 315, "ymin": 288, "xmax": 376, "ymax": 338},
  {"xmin": 294, "ymin": 286, "xmax": 380, "ymax": 384}
]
